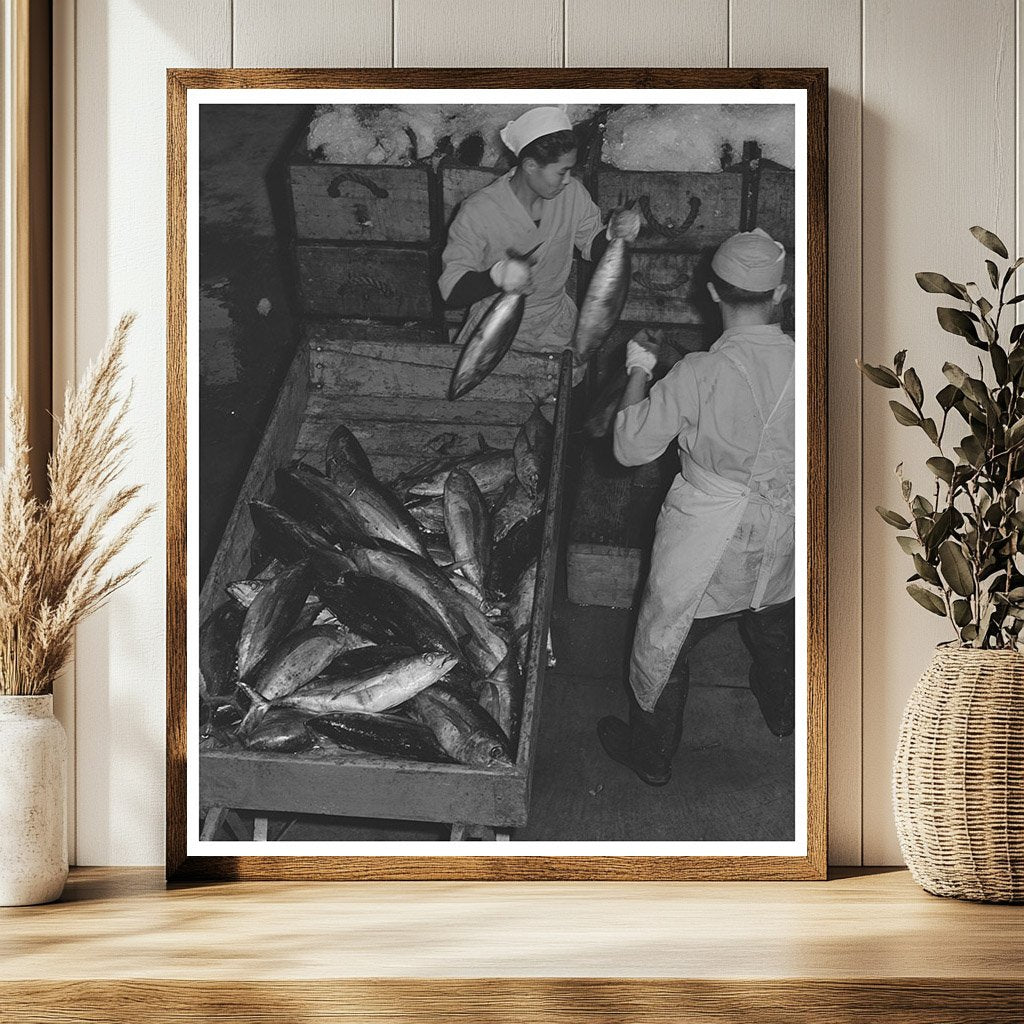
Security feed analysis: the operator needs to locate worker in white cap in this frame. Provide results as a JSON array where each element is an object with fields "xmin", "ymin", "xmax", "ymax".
[
  {"xmin": 438, "ymin": 105, "xmax": 640, "ymax": 365},
  {"xmin": 598, "ymin": 228, "xmax": 796, "ymax": 786}
]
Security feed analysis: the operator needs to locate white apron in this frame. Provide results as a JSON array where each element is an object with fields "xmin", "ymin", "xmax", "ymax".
[{"xmin": 629, "ymin": 360, "xmax": 795, "ymax": 711}]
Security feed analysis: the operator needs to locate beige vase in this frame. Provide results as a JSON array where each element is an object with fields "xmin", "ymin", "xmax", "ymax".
[
  {"xmin": 0, "ymin": 694, "xmax": 69, "ymax": 906},
  {"xmin": 892, "ymin": 647, "xmax": 1024, "ymax": 902}
]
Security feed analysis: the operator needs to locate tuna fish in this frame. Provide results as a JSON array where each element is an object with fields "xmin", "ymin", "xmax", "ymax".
[
  {"xmin": 570, "ymin": 236, "xmax": 631, "ymax": 364},
  {"xmin": 478, "ymin": 650, "xmax": 524, "ymax": 750},
  {"xmin": 583, "ymin": 370, "xmax": 628, "ymax": 439},
  {"xmin": 491, "ymin": 479, "xmax": 543, "ymax": 544},
  {"xmin": 406, "ymin": 449, "xmax": 515, "ymax": 499},
  {"xmin": 489, "ymin": 513, "xmax": 545, "ymax": 596},
  {"xmin": 249, "ymin": 500, "xmax": 334, "ymax": 564},
  {"xmin": 513, "ymin": 402, "xmax": 554, "ymax": 498},
  {"xmin": 407, "ymin": 683, "xmax": 513, "ymax": 768},
  {"xmin": 443, "ymin": 468, "xmax": 491, "ymax": 593},
  {"xmin": 308, "ymin": 712, "xmax": 452, "ymax": 763},
  {"xmin": 508, "ymin": 560, "xmax": 538, "ymax": 672},
  {"xmin": 330, "ymin": 572, "xmax": 463, "ymax": 658},
  {"xmin": 274, "ymin": 465, "xmax": 385, "ymax": 550},
  {"xmin": 238, "ymin": 624, "xmax": 366, "ymax": 734},
  {"xmin": 248, "ymin": 501, "xmax": 355, "ymax": 584},
  {"xmin": 324, "ymin": 457, "xmax": 430, "ymax": 559},
  {"xmin": 236, "ymin": 561, "xmax": 313, "ymax": 680},
  {"xmin": 249, "ymin": 651, "xmax": 458, "ymax": 716},
  {"xmin": 247, "ymin": 624, "xmax": 367, "ymax": 703},
  {"xmin": 325, "ymin": 423, "xmax": 374, "ymax": 479},
  {"xmin": 448, "ymin": 292, "xmax": 526, "ymax": 401},
  {"xmin": 405, "ymin": 495, "xmax": 447, "ymax": 535},
  {"xmin": 243, "ymin": 708, "xmax": 316, "ymax": 753},
  {"xmin": 199, "ymin": 602, "xmax": 245, "ymax": 697}
]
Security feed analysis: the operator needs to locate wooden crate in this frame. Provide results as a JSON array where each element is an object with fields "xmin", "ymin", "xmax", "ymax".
[
  {"xmin": 622, "ymin": 252, "xmax": 704, "ymax": 324},
  {"xmin": 289, "ymin": 163, "xmax": 432, "ymax": 243},
  {"xmin": 295, "ymin": 244, "xmax": 436, "ymax": 321},
  {"xmin": 566, "ymin": 543, "xmax": 643, "ymax": 610},
  {"xmin": 598, "ymin": 168, "xmax": 743, "ymax": 253},
  {"xmin": 199, "ymin": 324, "xmax": 573, "ymax": 831}
]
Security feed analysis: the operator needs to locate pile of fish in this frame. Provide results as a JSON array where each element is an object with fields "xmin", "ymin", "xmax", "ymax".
[{"xmin": 199, "ymin": 405, "xmax": 555, "ymax": 773}]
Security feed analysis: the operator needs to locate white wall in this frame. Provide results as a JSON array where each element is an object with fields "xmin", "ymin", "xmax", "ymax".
[{"xmin": 53, "ymin": 0, "xmax": 1023, "ymax": 866}]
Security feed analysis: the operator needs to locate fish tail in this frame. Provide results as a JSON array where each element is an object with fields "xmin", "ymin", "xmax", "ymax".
[{"xmin": 236, "ymin": 680, "xmax": 270, "ymax": 737}]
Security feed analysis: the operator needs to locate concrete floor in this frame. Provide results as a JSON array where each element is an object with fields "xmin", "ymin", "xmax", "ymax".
[{"xmin": 199, "ymin": 104, "xmax": 795, "ymax": 844}]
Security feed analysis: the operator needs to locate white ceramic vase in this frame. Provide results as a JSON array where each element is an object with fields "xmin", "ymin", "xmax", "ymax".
[{"xmin": 0, "ymin": 694, "xmax": 68, "ymax": 906}]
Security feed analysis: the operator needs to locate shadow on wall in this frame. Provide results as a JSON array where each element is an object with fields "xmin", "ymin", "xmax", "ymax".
[{"xmin": 198, "ymin": 105, "xmax": 310, "ymax": 582}]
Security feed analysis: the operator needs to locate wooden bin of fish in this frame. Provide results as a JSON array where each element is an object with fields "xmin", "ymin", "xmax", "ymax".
[{"xmin": 198, "ymin": 325, "xmax": 572, "ymax": 835}]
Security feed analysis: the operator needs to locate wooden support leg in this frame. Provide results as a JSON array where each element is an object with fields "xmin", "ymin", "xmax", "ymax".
[
  {"xmin": 200, "ymin": 806, "xmax": 229, "ymax": 841},
  {"xmin": 253, "ymin": 815, "xmax": 269, "ymax": 842}
]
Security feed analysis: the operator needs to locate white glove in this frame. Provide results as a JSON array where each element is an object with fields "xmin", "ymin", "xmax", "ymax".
[
  {"xmin": 606, "ymin": 208, "xmax": 641, "ymax": 242},
  {"xmin": 489, "ymin": 258, "xmax": 534, "ymax": 294},
  {"xmin": 625, "ymin": 339, "xmax": 657, "ymax": 379}
]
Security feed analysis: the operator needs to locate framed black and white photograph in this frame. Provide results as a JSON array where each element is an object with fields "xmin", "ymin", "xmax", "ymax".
[{"xmin": 167, "ymin": 69, "xmax": 827, "ymax": 881}]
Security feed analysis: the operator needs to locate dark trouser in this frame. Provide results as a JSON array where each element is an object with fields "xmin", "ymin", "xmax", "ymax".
[{"xmin": 628, "ymin": 599, "xmax": 796, "ymax": 774}]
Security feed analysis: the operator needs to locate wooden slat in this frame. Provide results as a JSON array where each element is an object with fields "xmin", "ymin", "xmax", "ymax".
[
  {"xmin": 303, "ymin": 393, "xmax": 535, "ymax": 427},
  {"xmin": 598, "ymin": 169, "xmax": 743, "ymax": 252},
  {"xmin": 199, "ymin": 344, "xmax": 311, "ymax": 622},
  {"xmin": 294, "ymin": 414, "xmax": 517, "ymax": 473},
  {"xmin": 310, "ymin": 335, "xmax": 564, "ymax": 403},
  {"xmin": 394, "ymin": 0, "xmax": 562, "ymax": 67},
  {"xmin": 231, "ymin": 0, "xmax": 392, "ymax": 67},
  {"xmin": 566, "ymin": 0, "xmax": 729, "ymax": 67},
  {"xmin": 289, "ymin": 164, "xmax": 432, "ymax": 242},
  {"xmin": 730, "ymin": 0, "xmax": 862, "ymax": 866},
  {"xmin": 201, "ymin": 749, "xmax": 529, "ymax": 827},
  {"xmin": 295, "ymin": 244, "xmax": 436, "ymax": 319},
  {"xmin": 861, "ymin": 0, "xmax": 1017, "ymax": 864},
  {"xmin": 518, "ymin": 352, "xmax": 574, "ymax": 793}
]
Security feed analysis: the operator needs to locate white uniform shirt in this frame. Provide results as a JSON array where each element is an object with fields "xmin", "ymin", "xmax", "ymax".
[
  {"xmin": 614, "ymin": 323, "xmax": 796, "ymax": 618},
  {"xmin": 438, "ymin": 172, "xmax": 603, "ymax": 353}
]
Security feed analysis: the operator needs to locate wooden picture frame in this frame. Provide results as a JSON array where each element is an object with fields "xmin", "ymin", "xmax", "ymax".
[{"xmin": 168, "ymin": 68, "xmax": 827, "ymax": 881}]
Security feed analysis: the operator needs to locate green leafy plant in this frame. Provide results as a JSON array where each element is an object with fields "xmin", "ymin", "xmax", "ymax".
[{"xmin": 859, "ymin": 227, "xmax": 1024, "ymax": 648}]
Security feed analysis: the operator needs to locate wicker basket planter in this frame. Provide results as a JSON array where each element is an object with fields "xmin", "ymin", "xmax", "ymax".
[{"xmin": 893, "ymin": 647, "xmax": 1024, "ymax": 902}]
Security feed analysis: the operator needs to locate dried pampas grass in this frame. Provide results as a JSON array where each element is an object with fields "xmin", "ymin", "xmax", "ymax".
[{"xmin": 0, "ymin": 314, "xmax": 153, "ymax": 696}]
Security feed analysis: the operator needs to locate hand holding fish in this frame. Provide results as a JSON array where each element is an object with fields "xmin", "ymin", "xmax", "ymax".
[
  {"xmin": 490, "ymin": 258, "xmax": 535, "ymax": 295},
  {"xmin": 606, "ymin": 207, "xmax": 642, "ymax": 242}
]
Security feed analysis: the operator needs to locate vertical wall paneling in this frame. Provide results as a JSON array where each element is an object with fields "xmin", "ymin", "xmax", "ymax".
[
  {"xmin": 232, "ymin": 1, "xmax": 392, "ymax": 68},
  {"xmin": 862, "ymin": 0, "xmax": 1017, "ymax": 864},
  {"xmin": 393, "ymin": 0, "xmax": 563, "ymax": 67},
  {"xmin": 52, "ymin": 0, "xmax": 76, "ymax": 865},
  {"xmin": 73, "ymin": 0, "xmax": 232, "ymax": 865},
  {"xmin": 565, "ymin": 0, "xmax": 729, "ymax": 67},
  {"xmin": 730, "ymin": 0, "xmax": 863, "ymax": 864}
]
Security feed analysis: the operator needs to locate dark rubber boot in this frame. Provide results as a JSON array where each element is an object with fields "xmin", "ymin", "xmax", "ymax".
[{"xmin": 597, "ymin": 716, "xmax": 672, "ymax": 786}]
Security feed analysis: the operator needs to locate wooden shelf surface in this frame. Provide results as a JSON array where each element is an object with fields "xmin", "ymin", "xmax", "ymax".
[{"xmin": 2, "ymin": 867, "xmax": 1021, "ymax": 1022}]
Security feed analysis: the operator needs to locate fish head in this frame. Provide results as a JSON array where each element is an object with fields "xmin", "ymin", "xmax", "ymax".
[
  {"xmin": 422, "ymin": 651, "xmax": 460, "ymax": 677},
  {"xmin": 485, "ymin": 741, "xmax": 514, "ymax": 768}
]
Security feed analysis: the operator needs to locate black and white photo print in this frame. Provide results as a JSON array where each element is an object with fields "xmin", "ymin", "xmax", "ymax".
[{"xmin": 168, "ymin": 71, "xmax": 827, "ymax": 880}]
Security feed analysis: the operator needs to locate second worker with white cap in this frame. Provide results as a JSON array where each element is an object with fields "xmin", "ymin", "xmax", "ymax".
[
  {"xmin": 438, "ymin": 105, "xmax": 641, "ymax": 369},
  {"xmin": 598, "ymin": 227, "xmax": 797, "ymax": 786}
]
